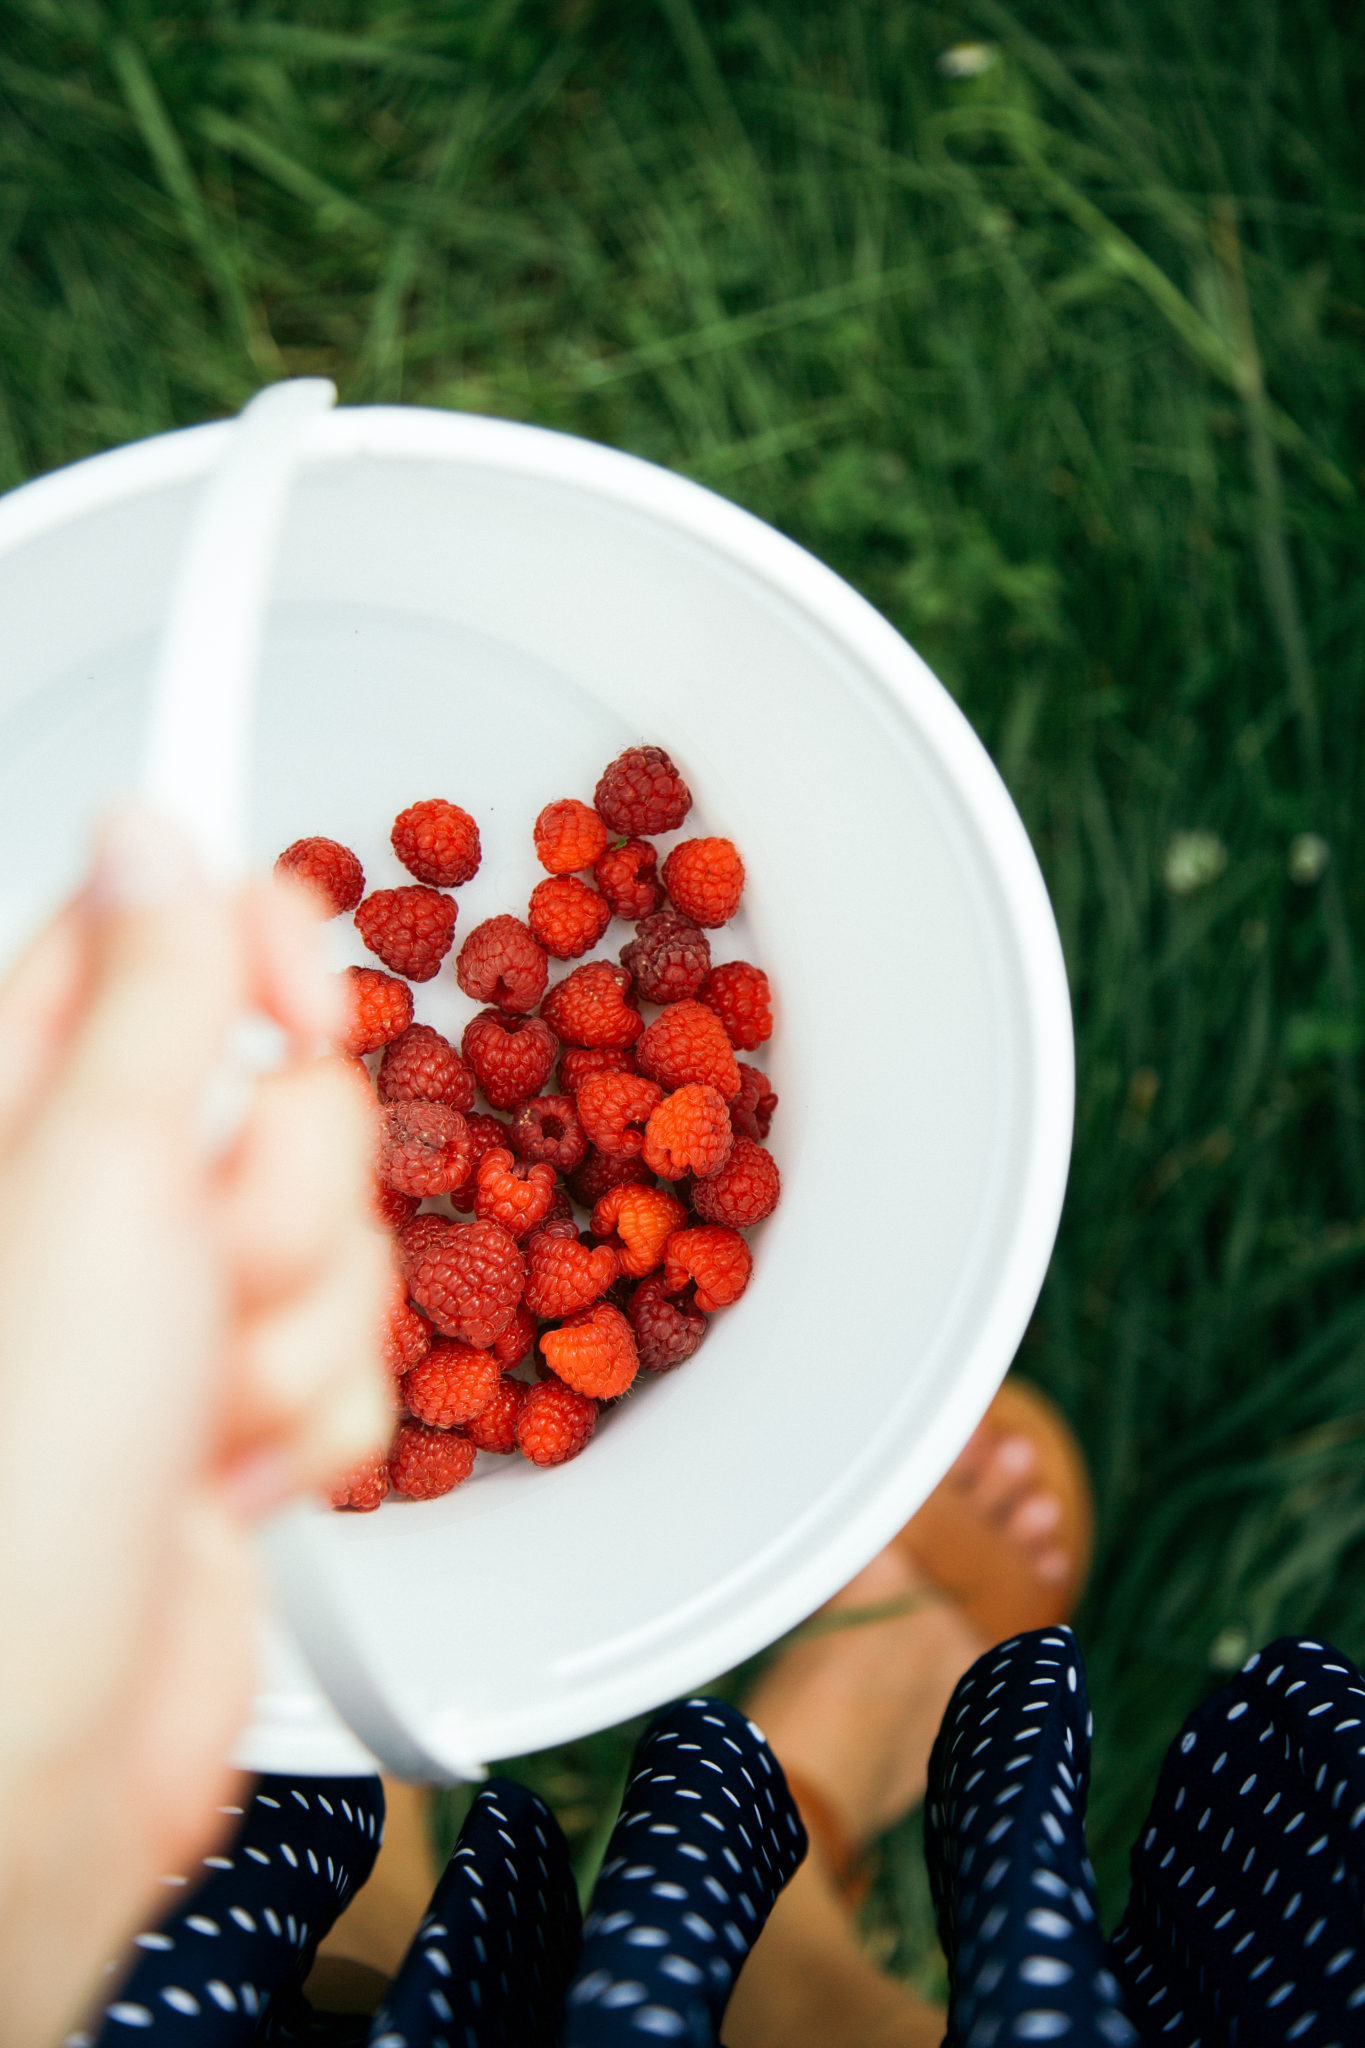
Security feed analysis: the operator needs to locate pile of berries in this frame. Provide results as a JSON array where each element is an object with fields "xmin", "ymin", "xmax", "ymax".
[{"xmin": 278, "ymin": 746, "xmax": 779, "ymax": 1511}]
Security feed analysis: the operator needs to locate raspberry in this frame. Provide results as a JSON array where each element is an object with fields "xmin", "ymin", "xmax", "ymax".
[
  {"xmin": 567, "ymin": 1146, "xmax": 655, "ymax": 1210},
  {"xmin": 540, "ymin": 1302, "xmax": 639, "ymax": 1400},
  {"xmin": 329, "ymin": 1451, "xmax": 389, "ymax": 1511},
  {"xmin": 558, "ymin": 1046, "xmax": 637, "ymax": 1096},
  {"xmin": 492, "ymin": 1302, "xmax": 538, "ymax": 1369},
  {"xmin": 662, "ymin": 837, "xmax": 745, "ymax": 927},
  {"xmin": 381, "ymin": 1280, "xmax": 433, "ymax": 1377},
  {"xmin": 407, "ymin": 1219, "xmax": 526, "ymax": 1346},
  {"xmin": 731, "ymin": 1061, "xmax": 777, "ymax": 1141},
  {"xmin": 522, "ymin": 1234, "xmax": 618, "ymax": 1318},
  {"xmin": 576, "ymin": 1070, "xmax": 664, "ymax": 1158},
  {"xmin": 516, "ymin": 1380, "xmax": 596, "ymax": 1467},
  {"xmin": 388, "ymin": 1421, "xmax": 477, "ymax": 1500},
  {"xmin": 466, "ymin": 1375, "xmax": 527, "ymax": 1454},
  {"xmin": 392, "ymin": 799, "xmax": 481, "ymax": 888},
  {"xmin": 664, "ymin": 1224, "xmax": 752, "ymax": 1310},
  {"xmin": 397, "ymin": 1211, "xmax": 455, "ymax": 1277},
  {"xmin": 619, "ymin": 909, "xmax": 711, "ymax": 1004},
  {"xmin": 541, "ymin": 962, "xmax": 643, "ymax": 1049},
  {"xmin": 629, "ymin": 1272, "xmax": 709, "ymax": 1373},
  {"xmin": 449, "ymin": 1112, "xmax": 513, "ymax": 1212},
  {"xmin": 526, "ymin": 1209, "xmax": 581, "ymax": 1248},
  {"xmin": 540, "ymin": 1190, "xmax": 577, "ymax": 1233},
  {"xmin": 527, "ymin": 875, "xmax": 612, "ymax": 960},
  {"xmin": 372, "ymin": 1179, "xmax": 418, "ymax": 1231},
  {"xmin": 474, "ymin": 1146, "xmax": 557, "ymax": 1238},
  {"xmin": 690, "ymin": 1137, "xmax": 781, "ymax": 1227},
  {"xmin": 534, "ymin": 798, "xmax": 610, "ymax": 875},
  {"xmin": 637, "ymin": 1000, "xmax": 740, "ymax": 1101},
  {"xmin": 275, "ymin": 837, "xmax": 364, "ymax": 918},
  {"xmin": 378, "ymin": 1101, "xmax": 472, "ymax": 1199},
  {"xmin": 642, "ymin": 1084, "xmax": 733, "ymax": 1180},
  {"xmin": 456, "ymin": 916, "xmax": 548, "ymax": 1014},
  {"xmin": 590, "ymin": 1184, "xmax": 687, "ymax": 1277},
  {"xmin": 461, "ymin": 1009, "xmax": 558, "ymax": 1109},
  {"xmin": 402, "ymin": 1341, "xmax": 501, "ymax": 1428},
  {"xmin": 594, "ymin": 746, "xmax": 692, "ymax": 836},
  {"xmin": 354, "ymin": 885, "xmax": 457, "ymax": 983},
  {"xmin": 700, "ymin": 960, "xmax": 773, "ymax": 1051},
  {"xmin": 338, "ymin": 966, "xmax": 413, "ymax": 1056},
  {"xmin": 510, "ymin": 1094, "xmax": 587, "ymax": 1173},
  {"xmin": 594, "ymin": 837, "xmax": 664, "ymax": 921},
  {"xmin": 377, "ymin": 1025, "xmax": 476, "ymax": 1112}
]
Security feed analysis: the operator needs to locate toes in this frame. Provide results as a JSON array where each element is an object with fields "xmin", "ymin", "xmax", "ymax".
[
  {"xmin": 1034, "ymin": 1545, "xmax": 1072, "ymax": 1586},
  {"xmin": 1004, "ymin": 1488, "xmax": 1063, "ymax": 1550},
  {"xmin": 964, "ymin": 1431, "xmax": 1037, "ymax": 1519}
]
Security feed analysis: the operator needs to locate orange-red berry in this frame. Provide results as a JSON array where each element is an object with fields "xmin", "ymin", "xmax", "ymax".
[
  {"xmin": 637, "ymin": 1000, "xmax": 740, "ymax": 1101},
  {"xmin": 388, "ymin": 1422, "xmax": 477, "ymax": 1500},
  {"xmin": 377, "ymin": 1101, "xmax": 471, "ymax": 1199},
  {"xmin": 528, "ymin": 874, "xmax": 612, "ymax": 959},
  {"xmin": 594, "ymin": 746, "xmax": 692, "ymax": 836},
  {"xmin": 590, "ymin": 1184, "xmax": 688, "ymax": 1277},
  {"xmin": 542, "ymin": 962, "xmax": 643, "ymax": 1049},
  {"xmin": 355, "ymin": 885, "xmax": 457, "ymax": 982},
  {"xmin": 576, "ymin": 1070, "xmax": 664, "ymax": 1159},
  {"xmin": 474, "ymin": 1146, "xmax": 557, "ymax": 1238},
  {"xmin": 534, "ymin": 798, "xmax": 610, "ymax": 874},
  {"xmin": 276, "ymin": 837, "xmax": 364, "ymax": 917},
  {"xmin": 466, "ymin": 1376, "xmax": 527, "ymax": 1454},
  {"xmin": 594, "ymin": 837, "xmax": 664, "ymax": 920},
  {"xmin": 338, "ymin": 966, "xmax": 412, "ymax": 1056},
  {"xmin": 456, "ymin": 915, "xmax": 548, "ymax": 1014},
  {"xmin": 377, "ymin": 1024, "xmax": 476, "ymax": 1112},
  {"xmin": 462, "ymin": 1010, "xmax": 558, "ymax": 1109},
  {"xmin": 402, "ymin": 1340, "xmax": 501, "ymax": 1428},
  {"xmin": 522, "ymin": 1233, "xmax": 619, "ymax": 1318},
  {"xmin": 392, "ymin": 799, "xmax": 481, "ymax": 888},
  {"xmin": 700, "ymin": 961, "xmax": 772, "ymax": 1051},
  {"xmin": 664, "ymin": 1224, "xmax": 753, "ymax": 1311},
  {"xmin": 516, "ymin": 1380, "xmax": 596, "ymax": 1466},
  {"xmin": 690, "ymin": 1136, "xmax": 781, "ymax": 1227},
  {"xmin": 642, "ymin": 1084, "xmax": 733, "ymax": 1181},
  {"xmin": 661, "ymin": 837, "xmax": 745, "ymax": 926},
  {"xmin": 540, "ymin": 1302, "xmax": 639, "ymax": 1400}
]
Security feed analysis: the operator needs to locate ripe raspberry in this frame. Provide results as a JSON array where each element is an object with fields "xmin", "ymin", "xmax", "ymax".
[
  {"xmin": 620, "ymin": 908, "xmax": 711, "ymax": 1005},
  {"xmin": 510, "ymin": 1094, "xmax": 587, "ymax": 1173},
  {"xmin": 662, "ymin": 837, "xmax": 745, "ymax": 927},
  {"xmin": 381, "ymin": 1280, "xmax": 433, "ymax": 1377},
  {"xmin": 637, "ymin": 1000, "xmax": 740, "ymax": 1101},
  {"xmin": 594, "ymin": 837, "xmax": 664, "ymax": 920},
  {"xmin": 474, "ymin": 1146, "xmax": 557, "ymax": 1238},
  {"xmin": 275, "ymin": 837, "xmax": 364, "ymax": 918},
  {"xmin": 690, "ymin": 1136, "xmax": 781, "ymax": 1227},
  {"xmin": 461, "ymin": 1010, "xmax": 558, "ymax": 1110},
  {"xmin": 355, "ymin": 886, "xmax": 457, "ymax": 983},
  {"xmin": 541, "ymin": 962, "xmax": 643, "ymax": 1049},
  {"xmin": 541, "ymin": 1302, "xmax": 639, "ymax": 1400},
  {"xmin": 402, "ymin": 1341, "xmax": 501, "ymax": 1428},
  {"xmin": 407, "ymin": 1219, "xmax": 526, "ymax": 1346},
  {"xmin": 492, "ymin": 1302, "xmax": 538, "ymax": 1369},
  {"xmin": 466, "ymin": 1376, "xmax": 527, "ymax": 1454},
  {"xmin": 629, "ymin": 1272, "xmax": 709, "ymax": 1374},
  {"xmin": 526, "ymin": 1209, "xmax": 581, "ymax": 1248},
  {"xmin": 665, "ymin": 1224, "xmax": 752, "ymax": 1310},
  {"xmin": 642, "ymin": 1084, "xmax": 733, "ymax": 1181},
  {"xmin": 516, "ymin": 1380, "xmax": 596, "ymax": 1467},
  {"xmin": 567, "ymin": 1146, "xmax": 655, "ymax": 1210},
  {"xmin": 558, "ymin": 1045, "xmax": 637, "ymax": 1096},
  {"xmin": 397, "ymin": 1211, "xmax": 455, "ymax": 1277},
  {"xmin": 388, "ymin": 1421, "xmax": 477, "ymax": 1501},
  {"xmin": 378, "ymin": 1024, "xmax": 476, "ymax": 1112},
  {"xmin": 378, "ymin": 1101, "xmax": 472, "ymax": 1199},
  {"xmin": 527, "ymin": 875, "xmax": 612, "ymax": 960},
  {"xmin": 330, "ymin": 1451, "xmax": 389, "ymax": 1511},
  {"xmin": 540, "ymin": 1190, "xmax": 577, "ymax": 1232},
  {"xmin": 590, "ymin": 1184, "xmax": 687, "ymax": 1278},
  {"xmin": 522, "ymin": 1234, "xmax": 618, "ymax": 1319},
  {"xmin": 449, "ymin": 1112, "xmax": 513, "ymax": 1212},
  {"xmin": 594, "ymin": 746, "xmax": 692, "ymax": 836},
  {"xmin": 456, "ymin": 916, "xmax": 548, "ymax": 1014},
  {"xmin": 392, "ymin": 799, "xmax": 481, "ymax": 888},
  {"xmin": 731, "ymin": 1061, "xmax": 777, "ymax": 1141},
  {"xmin": 372, "ymin": 1179, "xmax": 418, "ymax": 1231},
  {"xmin": 700, "ymin": 961, "xmax": 773, "ymax": 1051},
  {"xmin": 338, "ymin": 966, "xmax": 413, "ymax": 1056},
  {"xmin": 576, "ymin": 1071, "xmax": 664, "ymax": 1159},
  {"xmin": 534, "ymin": 798, "xmax": 610, "ymax": 875}
]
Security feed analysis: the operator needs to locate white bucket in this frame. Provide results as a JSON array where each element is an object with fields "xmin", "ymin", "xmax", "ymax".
[{"xmin": 0, "ymin": 406, "xmax": 1073, "ymax": 1779}]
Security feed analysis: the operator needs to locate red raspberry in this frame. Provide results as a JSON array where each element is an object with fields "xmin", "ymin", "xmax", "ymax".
[
  {"xmin": 449, "ymin": 1112, "xmax": 513, "ymax": 1212},
  {"xmin": 665, "ymin": 1224, "xmax": 752, "ymax": 1310},
  {"xmin": 526, "ymin": 1208, "xmax": 581, "ymax": 1248},
  {"xmin": 378, "ymin": 1101, "xmax": 472, "ymax": 1199},
  {"xmin": 732, "ymin": 1062, "xmax": 777, "ymax": 1141},
  {"xmin": 381, "ymin": 1280, "xmax": 433, "ymax": 1377},
  {"xmin": 700, "ymin": 961, "xmax": 773, "ymax": 1051},
  {"xmin": 462, "ymin": 1010, "xmax": 558, "ymax": 1110},
  {"xmin": 620, "ymin": 909, "xmax": 711, "ymax": 1004},
  {"xmin": 402, "ymin": 1341, "xmax": 501, "ymax": 1428},
  {"xmin": 355, "ymin": 886, "xmax": 457, "ymax": 983},
  {"xmin": 534, "ymin": 798, "xmax": 610, "ymax": 875},
  {"xmin": 629, "ymin": 1272, "xmax": 709, "ymax": 1373},
  {"xmin": 377, "ymin": 1024, "xmax": 476, "ymax": 1112},
  {"xmin": 541, "ymin": 1302, "xmax": 639, "ymax": 1400},
  {"xmin": 466, "ymin": 1375, "xmax": 527, "ymax": 1454},
  {"xmin": 275, "ymin": 837, "xmax": 364, "ymax": 918},
  {"xmin": 456, "ymin": 916, "xmax": 548, "ymax": 1014},
  {"xmin": 474, "ymin": 1147, "xmax": 557, "ymax": 1238},
  {"xmin": 330, "ymin": 1451, "xmax": 389, "ymax": 1511},
  {"xmin": 392, "ymin": 799, "xmax": 481, "ymax": 888},
  {"xmin": 567, "ymin": 1146, "xmax": 655, "ymax": 1209},
  {"xmin": 541, "ymin": 962, "xmax": 643, "ymax": 1049},
  {"xmin": 594, "ymin": 838, "xmax": 664, "ymax": 921},
  {"xmin": 690, "ymin": 1136, "xmax": 781, "ymax": 1227},
  {"xmin": 590, "ymin": 1184, "xmax": 687, "ymax": 1277},
  {"xmin": 338, "ymin": 966, "xmax": 413, "ymax": 1056},
  {"xmin": 576, "ymin": 1071, "xmax": 664, "ymax": 1158},
  {"xmin": 388, "ymin": 1421, "xmax": 477, "ymax": 1500},
  {"xmin": 397, "ymin": 1211, "xmax": 455, "ymax": 1277},
  {"xmin": 527, "ymin": 875, "xmax": 612, "ymax": 960},
  {"xmin": 510, "ymin": 1095, "xmax": 587, "ymax": 1173},
  {"xmin": 522, "ymin": 1234, "xmax": 618, "ymax": 1318},
  {"xmin": 594, "ymin": 746, "xmax": 692, "ymax": 836},
  {"xmin": 642, "ymin": 1085, "xmax": 733, "ymax": 1181},
  {"xmin": 558, "ymin": 1046, "xmax": 637, "ymax": 1096},
  {"xmin": 662, "ymin": 837, "xmax": 745, "ymax": 927},
  {"xmin": 492, "ymin": 1302, "xmax": 538, "ymax": 1369},
  {"xmin": 407, "ymin": 1219, "xmax": 526, "ymax": 1346},
  {"xmin": 541, "ymin": 1190, "xmax": 577, "ymax": 1232},
  {"xmin": 637, "ymin": 1000, "xmax": 740, "ymax": 1101},
  {"xmin": 372, "ymin": 1179, "xmax": 418, "ymax": 1231},
  {"xmin": 516, "ymin": 1380, "xmax": 596, "ymax": 1467}
]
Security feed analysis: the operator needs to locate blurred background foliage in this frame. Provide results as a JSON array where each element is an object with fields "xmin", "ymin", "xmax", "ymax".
[{"xmin": 3, "ymin": 0, "xmax": 1364, "ymax": 1978}]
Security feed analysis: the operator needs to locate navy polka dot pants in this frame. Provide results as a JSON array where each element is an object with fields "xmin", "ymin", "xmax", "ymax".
[{"xmin": 79, "ymin": 1697, "xmax": 805, "ymax": 2048}]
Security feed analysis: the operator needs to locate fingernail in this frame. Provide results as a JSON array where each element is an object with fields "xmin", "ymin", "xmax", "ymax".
[
  {"xmin": 220, "ymin": 1447, "xmax": 295, "ymax": 1520},
  {"xmin": 90, "ymin": 805, "xmax": 202, "ymax": 910}
]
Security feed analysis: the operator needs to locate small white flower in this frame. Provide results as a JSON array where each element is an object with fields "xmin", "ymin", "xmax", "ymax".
[
  {"xmin": 937, "ymin": 42, "xmax": 999, "ymax": 78},
  {"xmin": 1163, "ymin": 830, "xmax": 1228, "ymax": 896},
  {"xmin": 1287, "ymin": 832, "xmax": 1330, "ymax": 885}
]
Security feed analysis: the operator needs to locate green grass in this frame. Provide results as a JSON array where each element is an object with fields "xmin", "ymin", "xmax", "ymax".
[{"xmin": 5, "ymin": 0, "xmax": 1365, "ymax": 1972}]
